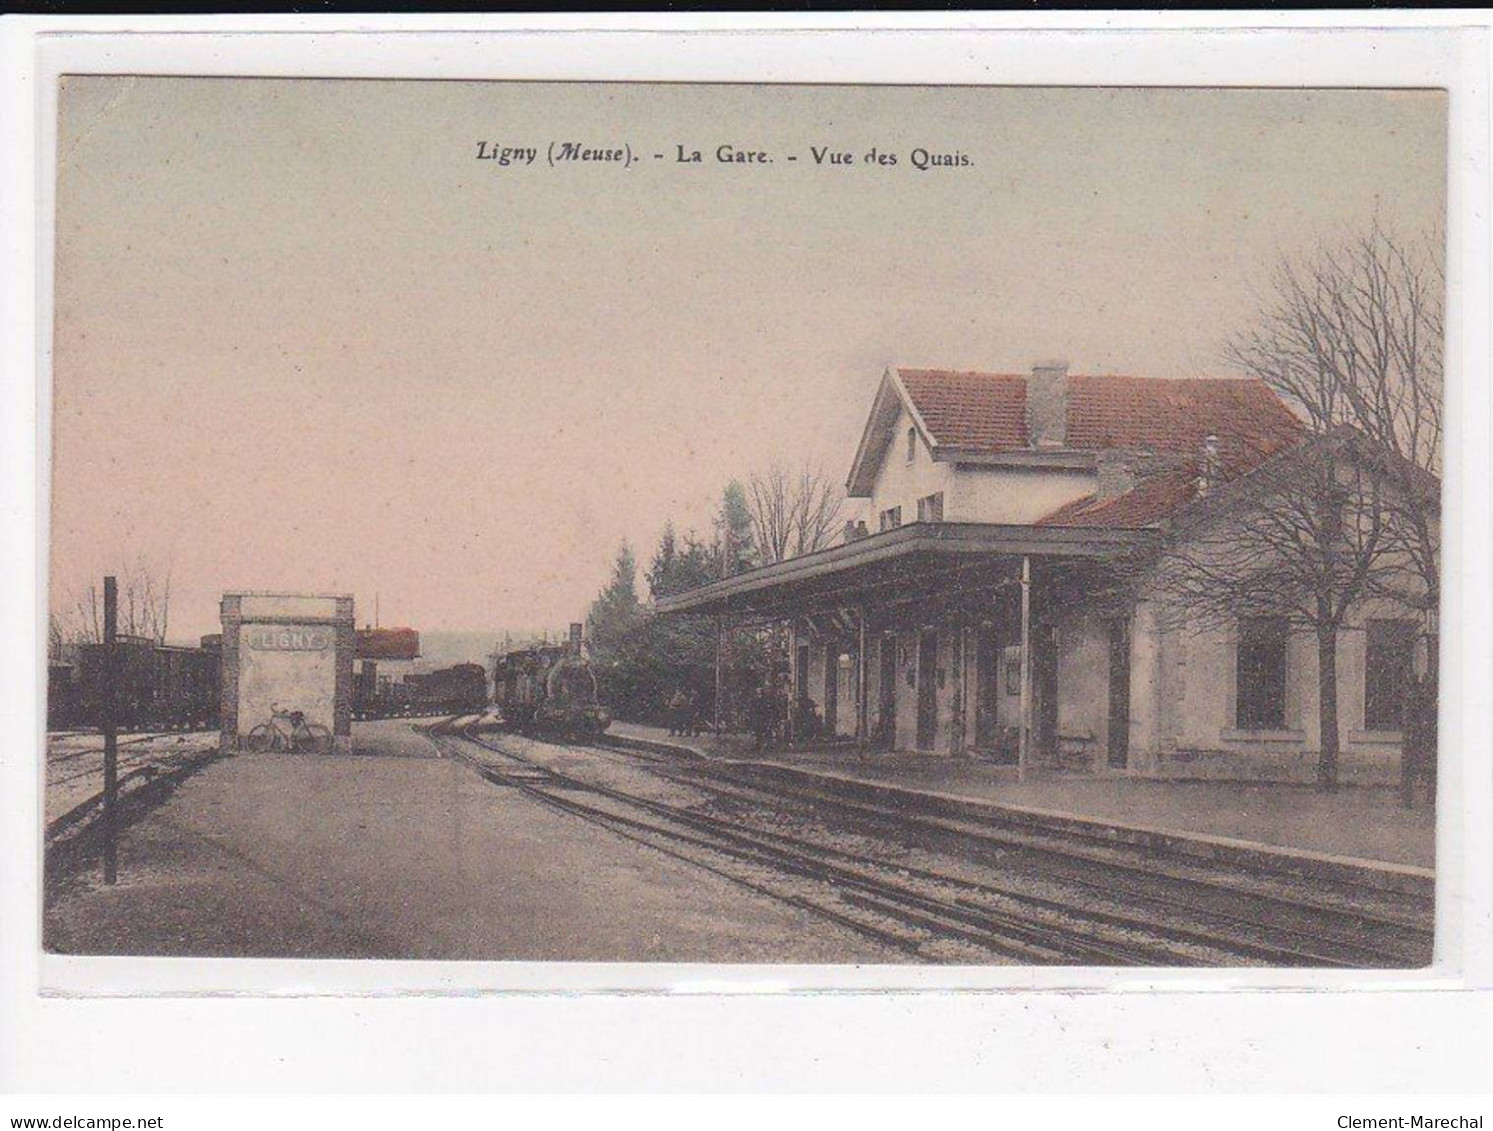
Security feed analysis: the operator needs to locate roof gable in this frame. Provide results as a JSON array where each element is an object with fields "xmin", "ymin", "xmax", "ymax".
[
  {"xmin": 898, "ymin": 369, "xmax": 1029, "ymax": 453},
  {"xmin": 845, "ymin": 369, "xmax": 940, "ymax": 497}
]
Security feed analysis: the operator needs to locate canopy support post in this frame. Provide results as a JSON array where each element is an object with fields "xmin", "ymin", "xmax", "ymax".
[
  {"xmin": 1019, "ymin": 555, "xmax": 1033, "ymax": 782},
  {"xmin": 857, "ymin": 608, "xmax": 868, "ymax": 744}
]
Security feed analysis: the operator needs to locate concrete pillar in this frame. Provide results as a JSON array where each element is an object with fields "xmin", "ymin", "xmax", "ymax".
[{"xmin": 1129, "ymin": 600, "xmax": 1162, "ymax": 774}]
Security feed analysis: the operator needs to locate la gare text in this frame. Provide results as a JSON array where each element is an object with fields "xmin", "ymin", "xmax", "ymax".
[{"xmin": 475, "ymin": 140, "xmax": 972, "ymax": 171}]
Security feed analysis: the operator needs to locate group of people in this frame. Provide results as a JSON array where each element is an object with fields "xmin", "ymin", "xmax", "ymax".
[
  {"xmin": 748, "ymin": 679, "xmax": 831, "ymax": 752},
  {"xmin": 664, "ymin": 687, "xmax": 706, "ymax": 737},
  {"xmin": 665, "ymin": 677, "xmax": 818, "ymax": 752},
  {"xmin": 748, "ymin": 678, "xmax": 788, "ymax": 752}
]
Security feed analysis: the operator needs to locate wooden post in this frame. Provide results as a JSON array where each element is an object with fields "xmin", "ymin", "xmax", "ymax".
[
  {"xmin": 715, "ymin": 513, "xmax": 731, "ymax": 736},
  {"xmin": 857, "ymin": 608, "xmax": 868, "ymax": 743},
  {"xmin": 1018, "ymin": 556, "xmax": 1033, "ymax": 782},
  {"xmin": 788, "ymin": 620, "xmax": 799, "ymax": 745},
  {"xmin": 102, "ymin": 575, "xmax": 118, "ymax": 885},
  {"xmin": 714, "ymin": 614, "xmax": 724, "ymax": 734},
  {"xmin": 954, "ymin": 625, "xmax": 967, "ymax": 756}
]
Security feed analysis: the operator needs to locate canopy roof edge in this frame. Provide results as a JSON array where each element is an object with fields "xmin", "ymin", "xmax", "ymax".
[{"xmin": 653, "ymin": 522, "xmax": 1154, "ymax": 617}]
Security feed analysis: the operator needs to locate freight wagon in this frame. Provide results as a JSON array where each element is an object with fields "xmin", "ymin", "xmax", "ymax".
[{"xmin": 64, "ymin": 635, "xmax": 220, "ymax": 731}]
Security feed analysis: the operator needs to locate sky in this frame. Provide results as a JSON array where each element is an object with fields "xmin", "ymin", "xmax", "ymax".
[{"xmin": 49, "ymin": 78, "xmax": 1446, "ymax": 644}]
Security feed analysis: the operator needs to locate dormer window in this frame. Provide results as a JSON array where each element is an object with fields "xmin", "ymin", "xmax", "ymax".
[{"xmin": 906, "ymin": 426, "xmax": 917, "ymax": 464}]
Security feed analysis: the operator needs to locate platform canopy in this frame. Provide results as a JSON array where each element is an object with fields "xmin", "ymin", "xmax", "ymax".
[{"xmin": 652, "ymin": 522, "xmax": 1154, "ymax": 622}]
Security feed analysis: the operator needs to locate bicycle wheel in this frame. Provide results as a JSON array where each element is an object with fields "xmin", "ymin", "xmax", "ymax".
[
  {"xmin": 294, "ymin": 723, "xmax": 334, "ymax": 755},
  {"xmin": 243, "ymin": 723, "xmax": 274, "ymax": 753}
]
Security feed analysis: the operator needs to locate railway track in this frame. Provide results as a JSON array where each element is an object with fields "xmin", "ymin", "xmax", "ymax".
[
  {"xmin": 432, "ymin": 729, "xmax": 1178, "ymax": 964},
  {"xmin": 46, "ymin": 730, "xmax": 199, "ymax": 769},
  {"xmin": 45, "ymin": 732, "xmax": 220, "ymax": 842},
  {"xmin": 594, "ymin": 737, "xmax": 1434, "ymax": 953},
  {"xmin": 432, "ymin": 721, "xmax": 1432, "ymax": 967},
  {"xmin": 46, "ymin": 734, "xmax": 214, "ymax": 789}
]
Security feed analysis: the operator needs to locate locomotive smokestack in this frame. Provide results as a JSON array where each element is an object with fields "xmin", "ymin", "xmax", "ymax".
[{"xmin": 569, "ymin": 622, "xmax": 584, "ymax": 658}]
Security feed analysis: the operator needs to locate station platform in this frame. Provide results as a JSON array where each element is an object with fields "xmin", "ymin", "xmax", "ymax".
[
  {"xmin": 607, "ymin": 723, "xmax": 1436, "ymax": 871},
  {"xmin": 43, "ymin": 719, "xmax": 901, "ymax": 962}
]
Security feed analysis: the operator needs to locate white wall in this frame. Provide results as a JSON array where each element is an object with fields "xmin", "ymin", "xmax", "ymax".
[
  {"xmin": 1053, "ymin": 612, "xmax": 1110, "ymax": 767},
  {"xmin": 1125, "ymin": 476, "xmax": 1436, "ymax": 781},
  {"xmin": 865, "ymin": 406, "xmax": 1097, "ymax": 527},
  {"xmin": 948, "ymin": 465, "xmax": 1095, "ymax": 524},
  {"xmin": 1129, "ymin": 602, "xmax": 1421, "ymax": 782},
  {"xmin": 798, "ymin": 635, "xmax": 864, "ymax": 739},
  {"xmin": 834, "ymin": 649, "xmax": 860, "ymax": 738},
  {"xmin": 867, "ymin": 407, "xmax": 955, "ymax": 525},
  {"xmin": 240, "ymin": 644, "xmax": 337, "ymax": 737},
  {"xmin": 229, "ymin": 594, "xmax": 349, "ymax": 752}
]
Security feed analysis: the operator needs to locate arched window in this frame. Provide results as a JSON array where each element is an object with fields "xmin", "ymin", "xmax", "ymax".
[{"xmin": 906, "ymin": 426, "xmax": 917, "ymax": 464}]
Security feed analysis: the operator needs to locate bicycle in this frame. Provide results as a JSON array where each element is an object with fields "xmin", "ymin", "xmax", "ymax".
[{"xmin": 244, "ymin": 706, "xmax": 334, "ymax": 755}]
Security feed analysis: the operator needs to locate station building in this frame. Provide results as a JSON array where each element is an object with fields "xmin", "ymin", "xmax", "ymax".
[{"xmin": 656, "ymin": 364, "xmax": 1437, "ymax": 783}]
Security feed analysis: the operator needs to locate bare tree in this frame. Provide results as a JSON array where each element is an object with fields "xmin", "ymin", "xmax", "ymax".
[
  {"xmin": 57, "ymin": 551, "xmax": 175, "ymax": 645},
  {"xmin": 1150, "ymin": 433, "xmax": 1394, "ymax": 791},
  {"xmin": 1151, "ymin": 225, "xmax": 1443, "ymax": 792},
  {"xmin": 746, "ymin": 460, "xmax": 845, "ymax": 565},
  {"xmin": 1228, "ymin": 224, "xmax": 1442, "ymax": 627},
  {"xmin": 47, "ymin": 612, "xmax": 66, "ymax": 663}
]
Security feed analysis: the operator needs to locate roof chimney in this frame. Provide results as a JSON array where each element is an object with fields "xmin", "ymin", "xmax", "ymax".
[
  {"xmin": 1095, "ymin": 450, "xmax": 1134, "ymax": 501},
  {"xmin": 568, "ymin": 622, "xmax": 584, "ymax": 658},
  {"xmin": 1027, "ymin": 361, "xmax": 1069, "ymax": 448},
  {"xmin": 1197, "ymin": 433, "xmax": 1220, "ymax": 496}
]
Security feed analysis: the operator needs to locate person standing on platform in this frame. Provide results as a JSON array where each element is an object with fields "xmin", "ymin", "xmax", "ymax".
[{"xmin": 667, "ymin": 687, "xmax": 688, "ymax": 737}]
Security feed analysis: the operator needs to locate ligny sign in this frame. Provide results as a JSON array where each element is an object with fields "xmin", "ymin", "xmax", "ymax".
[{"xmin": 246, "ymin": 626, "xmax": 332, "ymax": 652}]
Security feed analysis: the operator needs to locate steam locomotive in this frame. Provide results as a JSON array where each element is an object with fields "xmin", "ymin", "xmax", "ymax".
[{"xmin": 491, "ymin": 626, "xmax": 610, "ymax": 737}]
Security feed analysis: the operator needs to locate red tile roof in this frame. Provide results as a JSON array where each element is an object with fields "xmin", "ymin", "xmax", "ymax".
[
  {"xmin": 1036, "ymin": 468, "xmax": 1200, "ymax": 529},
  {"xmin": 896, "ymin": 369, "xmax": 1307, "ymax": 529},
  {"xmin": 1068, "ymin": 375, "xmax": 1304, "ymax": 471},
  {"xmin": 898, "ymin": 370, "xmax": 1029, "ymax": 452},
  {"xmin": 355, "ymin": 627, "xmax": 420, "ymax": 661},
  {"xmin": 898, "ymin": 370, "xmax": 1304, "ymax": 470}
]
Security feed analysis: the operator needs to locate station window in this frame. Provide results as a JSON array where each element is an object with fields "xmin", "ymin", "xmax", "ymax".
[
  {"xmin": 1365, "ymin": 619, "xmax": 1416, "ymax": 731},
  {"xmin": 906, "ymin": 426, "xmax": 918, "ymax": 464},
  {"xmin": 1236, "ymin": 617, "xmax": 1289, "ymax": 730},
  {"xmin": 917, "ymin": 492, "xmax": 944, "ymax": 523},
  {"xmin": 879, "ymin": 506, "xmax": 902, "ymax": 532}
]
